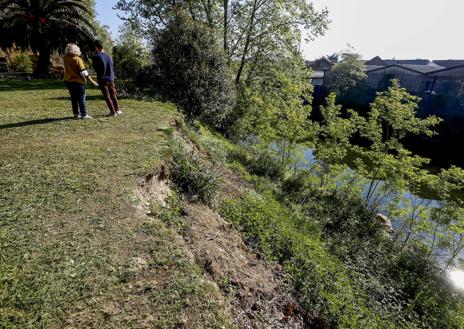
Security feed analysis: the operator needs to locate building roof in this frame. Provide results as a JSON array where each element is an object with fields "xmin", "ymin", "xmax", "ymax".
[
  {"xmin": 364, "ymin": 65, "xmax": 385, "ymax": 72},
  {"xmin": 306, "ymin": 58, "xmax": 332, "ymax": 70},
  {"xmin": 425, "ymin": 63, "xmax": 464, "ymax": 75},
  {"xmin": 367, "ymin": 63, "xmax": 464, "ymax": 75},
  {"xmin": 400, "ymin": 64, "xmax": 445, "ymax": 73},
  {"xmin": 366, "ymin": 64, "xmax": 431, "ymax": 74},
  {"xmin": 365, "ymin": 56, "xmax": 386, "ymax": 66},
  {"xmin": 383, "ymin": 59, "xmax": 436, "ymax": 66},
  {"xmin": 432, "ymin": 60, "xmax": 464, "ymax": 68},
  {"xmin": 364, "ymin": 57, "xmax": 464, "ymax": 69},
  {"xmin": 308, "ymin": 56, "xmax": 464, "ymax": 76}
]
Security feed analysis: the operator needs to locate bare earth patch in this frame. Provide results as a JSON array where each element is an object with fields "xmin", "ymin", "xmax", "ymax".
[
  {"xmin": 141, "ymin": 165, "xmax": 305, "ymax": 328},
  {"xmin": 182, "ymin": 203, "xmax": 305, "ymax": 329}
]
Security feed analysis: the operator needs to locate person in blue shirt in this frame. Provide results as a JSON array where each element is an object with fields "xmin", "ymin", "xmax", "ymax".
[{"xmin": 92, "ymin": 39, "xmax": 121, "ymax": 116}]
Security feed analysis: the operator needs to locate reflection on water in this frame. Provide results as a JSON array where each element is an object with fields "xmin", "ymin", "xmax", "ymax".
[
  {"xmin": 304, "ymin": 148, "xmax": 463, "ymax": 268},
  {"xmin": 303, "ymin": 149, "xmax": 464, "ymax": 291},
  {"xmin": 448, "ymin": 270, "xmax": 464, "ymax": 291}
]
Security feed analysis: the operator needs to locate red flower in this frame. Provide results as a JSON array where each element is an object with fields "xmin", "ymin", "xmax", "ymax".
[{"xmin": 39, "ymin": 17, "xmax": 47, "ymax": 25}]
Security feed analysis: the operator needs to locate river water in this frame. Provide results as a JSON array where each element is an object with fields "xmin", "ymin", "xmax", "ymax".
[{"xmin": 303, "ymin": 149, "xmax": 464, "ymax": 291}]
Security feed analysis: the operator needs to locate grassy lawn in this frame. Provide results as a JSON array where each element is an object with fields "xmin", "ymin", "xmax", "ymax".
[{"xmin": 0, "ymin": 80, "xmax": 233, "ymax": 328}]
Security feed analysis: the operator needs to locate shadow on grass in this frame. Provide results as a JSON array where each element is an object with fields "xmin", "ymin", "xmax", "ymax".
[
  {"xmin": 0, "ymin": 114, "xmax": 128, "ymax": 129},
  {"xmin": 50, "ymin": 95, "xmax": 104, "ymax": 101},
  {"xmin": 0, "ymin": 117, "xmax": 73, "ymax": 130},
  {"xmin": 0, "ymin": 79, "xmax": 65, "ymax": 91}
]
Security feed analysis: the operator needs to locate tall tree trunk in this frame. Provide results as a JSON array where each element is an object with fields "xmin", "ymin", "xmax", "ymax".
[
  {"xmin": 401, "ymin": 205, "xmax": 419, "ymax": 250},
  {"xmin": 36, "ymin": 47, "xmax": 51, "ymax": 77},
  {"xmin": 448, "ymin": 234, "xmax": 464, "ymax": 268},
  {"xmin": 427, "ymin": 223, "xmax": 439, "ymax": 261},
  {"xmin": 365, "ymin": 166, "xmax": 381, "ymax": 205},
  {"xmin": 223, "ymin": 0, "xmax": 228, "ymax": 53},
  {"xmin": 235, "ymin": 0, "xmax": 258, "ymax": 85}
]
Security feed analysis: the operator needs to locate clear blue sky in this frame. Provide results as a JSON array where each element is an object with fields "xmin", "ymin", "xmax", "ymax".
[
  {"xmin": 95, "ymin": 0, "xmax": 121, "ymax": 38},
  {"xmin": 95, "ymin": 0, "xmax": 464, "ymax": 60}
]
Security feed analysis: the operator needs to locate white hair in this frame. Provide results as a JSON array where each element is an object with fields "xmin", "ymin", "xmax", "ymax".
[{"xmin": 65, "ymin": 43, "xmax": 81, "ymax": 56}]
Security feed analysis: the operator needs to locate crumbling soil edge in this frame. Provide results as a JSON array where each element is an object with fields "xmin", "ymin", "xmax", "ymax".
[{"xmin": 136, "ymin": 163, "xmax": 306, "ymax": 328}]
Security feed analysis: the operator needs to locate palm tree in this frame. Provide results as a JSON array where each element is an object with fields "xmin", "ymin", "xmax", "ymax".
[{"xmin": 0, "ymin": 0, "xmax": 95, "ymax": 76}]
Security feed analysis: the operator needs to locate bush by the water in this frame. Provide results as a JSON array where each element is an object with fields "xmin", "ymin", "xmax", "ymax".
[
  {"xmin": 290, "ymin": 186, "xmax": 464, "ymax": 329},
  {"xmin": 220, "ymin": 191, "xmax": 386, "ymax": 328},
  {"xmin": 220, "ymin": 174, "xmax": 464, "ymax": 328},
  {"xmin": 153, "ymin": 12, "xmax": 235, "ymax": 130}
]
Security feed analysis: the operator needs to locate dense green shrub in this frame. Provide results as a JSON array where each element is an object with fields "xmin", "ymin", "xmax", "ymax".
[
  {"xmin": 113, "ymin": 44, "xmax": 144, "ymax": 80},
  {"xmin": 134, "ymin": 64, "xmax": 159, "ymax": 89},
  {"xmin": 287, "ymin": 188, "xmax": 464, "ymax": 329},
  {"xmin": 217, "ymin": 139, "xmax": 463, "ymax": 328},
  {"xmin": 112, "ymin": 25, "xmax": 150, "ymax": 80},
  {"xmin": 220, "ymin": 192, "xmax": 388, "ymax": 328},
  {"xmin": 14, "ymin": 53, "xmax": 33, "ymax": 74},
  {"xmin": 153, "ymin": 12, "xmax": 236, "ymax": 130},
  {"xmin": 220, "ymin": 187, "xmax": 464, "ymax": 328},
  {"xmin": 227, "ymin": 146, "xmax": 284, "ymax": 180},
  {"xmin": 171, "ymin": 142, "xmax": 221, "ymax": 205}
]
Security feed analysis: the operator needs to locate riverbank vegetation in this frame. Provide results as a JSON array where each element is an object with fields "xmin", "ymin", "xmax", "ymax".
[
  {"xmin": 113, "ymin": 1, "xmax": 464, "ymax": 327},
  {"xmin": 160, "ymin": 118, "xmax": 463, "ymax": 328},
  {"xmin": 164, "ymin": 117, "xmax": 464, "ymax": 328}
]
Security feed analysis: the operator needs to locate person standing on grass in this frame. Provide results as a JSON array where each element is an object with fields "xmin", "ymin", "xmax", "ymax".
[
  {"xmin": 63, "ymin": 43, "xmax": 98, "ymax": 119},
  {"xmin": 92, "ymin": 39, "xmax": 121, "ymax": 117}
]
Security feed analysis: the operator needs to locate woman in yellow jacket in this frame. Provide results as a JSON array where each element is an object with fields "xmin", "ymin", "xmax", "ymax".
[{"xmin": 63, "ymin": 43, "xmax": 98, "ymax": 119}]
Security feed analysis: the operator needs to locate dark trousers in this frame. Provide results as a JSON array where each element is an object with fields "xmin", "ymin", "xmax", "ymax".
[
  {"xmin": 64, "ymin": 81, "xmax": 87, "ymax": 117},
  {"xmin": 100, "ymin": 80, "xmax": 119, "ymax": 113}
]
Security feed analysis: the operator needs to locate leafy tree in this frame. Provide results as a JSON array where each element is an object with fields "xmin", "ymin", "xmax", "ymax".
[
  {"xmin": 115, "ymin": 0, "xmax": 329, "ymax": 84},
  {"xmin": 116, "ymin": 0, "xmax": 218, "ymax": 36},
  {"xmin": 437, "ymin": 201, "xmax": 464, "ymax": 267},
  {"xmin": 225, "ymin": 0, "xmax": 328, "ymax": 84},
  {"xmin": 353, "ymin": 80, "xmax": 441, "ymax": 209},
  {"xmin": 428, "ymin": 167, "xmax": 464, "ymax": 266},
  {"xmin": 0, "ymin": 0, "xmax": 95, "ymax": 76},
  {"xmin": 153, "ymin": 11, "xmax": 235, "ymax": 130},
  {"xmin": 326, "ymin": 52, "xmax": 367, "ymax": 97},
  {"xmin": 314, "ymin": 93, "xmax": 358, "ymax": 188},
  {"xmin": 115, "ymin": 0, "xmax": 328, "ymax": 141},
  {"xmin": 236, "ymin": 61, "xmax": 316, "ymax": 169},
  {"xmin": 387, "ymin": 172, "xmax": 434, "ymax": 248},
  {"xmin": 112, "ymin": 24, "xmax": 150, "ymax": 80}
]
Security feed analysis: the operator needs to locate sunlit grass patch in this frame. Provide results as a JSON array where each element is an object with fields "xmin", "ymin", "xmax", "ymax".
[{"xmin": 0, "ymin": 80, "xmax": 232, "ymax": 328}]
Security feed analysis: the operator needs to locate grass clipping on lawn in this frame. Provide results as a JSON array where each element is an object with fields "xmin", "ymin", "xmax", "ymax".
[{"xmin": 0, "ymin": 80, "xmax": 233, "ymax": 328}]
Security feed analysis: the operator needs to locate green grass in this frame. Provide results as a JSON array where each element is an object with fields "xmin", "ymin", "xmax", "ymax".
[{"xmin": 0, "ymin": 80, "xmax": 233, "ymax": 328}]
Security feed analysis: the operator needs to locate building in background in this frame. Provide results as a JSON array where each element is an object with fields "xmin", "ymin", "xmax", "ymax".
[{"xmin": 308, "ymin": 56, "xmax": 464, "ymax": 117}]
